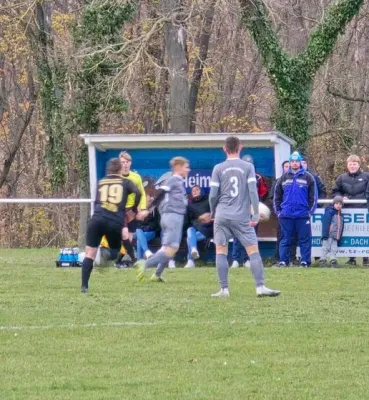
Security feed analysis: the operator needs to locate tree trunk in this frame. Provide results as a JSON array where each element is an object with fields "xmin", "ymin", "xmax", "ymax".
[
  {"xmin": 162, "ymin": 0, "xmax": 190, "ymax": 133},
  {"xmin": 0, "ymin": 62, "xmax": 36, "ymax": 189},
  {"xmin": 189, "ymin": 0, "xmax": 216, "ymax": 132}
]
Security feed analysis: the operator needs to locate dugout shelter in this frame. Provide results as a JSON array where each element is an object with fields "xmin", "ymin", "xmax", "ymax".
[{"xmin": 81, "ymin": 132, "xmax": 294, "ymax": 258}]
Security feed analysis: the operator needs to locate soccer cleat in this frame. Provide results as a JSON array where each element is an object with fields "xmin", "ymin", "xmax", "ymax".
[
  {"xmin": 211, "ymin": 288, "xmax": 230, "ymax": 298},
  {"xmin": 230, "ymin": 261, "xmax": 239, "ymax": 269},
  {"xmin": 330, "ymin": 259, "xmax": 338, "ymax": 268},
  {"xmin": 116, "ymin": 262, "xmax": 130, "ymax": 269},
  {"xmin": 191, "ymin": 248, "xmax": 200, "ymax": 260},
  {"xmin": 184, "ymin": 260, "xmax": 195, "ymax": 269},
  {"xmin": 81, "ymin": 286, "xmax": 88, "ymax": 294},
  {"xmin": 363, "ymin": 258, "xmax": 369, "ymax": 266},
  {"xmin": 168, "ymin": 260, "xmax": 176, "ymax": 269},
  {"xmin": 150, "ymin": 274, "xmax": 166, "ymax": 283},
  {"xmin": 318, "ymin": 259, "xmax": 327, "ymax": 267},
  {"xmin": 256, "ymin": 285, "xmax": 281, "ymax": 297},
  {"xmin": 300, "ymin": 262, "xmax": 308, "ymax": 268},
  {"xmin": 345, "ymin": 259, "xmax": 356, "ymax": 266},
  {"xmin": 244, "ymin": 260, "xmax": 251, "ymax": 268},
  {"xmin": 135, "ymin": 260, "xmax": 146, "ymax": 281},
  {"xmin": 145, "ymin": 250, "xmax": 154, "ymax": 259}
]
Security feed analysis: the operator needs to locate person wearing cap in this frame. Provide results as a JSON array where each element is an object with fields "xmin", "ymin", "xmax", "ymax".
[
  {"xmin": 332, "ymin": 154, "xmax": 369, "ymax": 266},
  {"xmin": 273, "ymin": 151, "xmax": 318, "ymax": 267},
  {"xmin": 119, "ymin": 151, "xmax": 147, "ymax": 264},
  {"xmin": 230, "ymin": 154, "xmax": 268, "ymax": 269},
  {"xmin": 268, "ymin": 160, "xmax": 291, "ymax": 265},
  {"xmin": 319, "ymin": 196, "xmax": 344, "ymax": 267}
]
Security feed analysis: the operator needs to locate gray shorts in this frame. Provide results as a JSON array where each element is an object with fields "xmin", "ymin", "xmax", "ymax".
[
  {"xmin": 214, "ymin": 216, "xmax": 257, "ymax": 248},
  {"xmin": 160, "ymin": 213, "xmax": 184, "ymax": 249}
]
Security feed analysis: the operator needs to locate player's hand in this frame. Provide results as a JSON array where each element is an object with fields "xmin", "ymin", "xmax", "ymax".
[
  {"xmin": 198, "ymin": 213, "xmax": 213, "ymax": 224},
  {"xmin": 249, "ymin": 221, "xmax": 258, "ymax": 227},
  {"xmin": 136, "ymin": 210, "xmax": 149, "ymax": 221}
]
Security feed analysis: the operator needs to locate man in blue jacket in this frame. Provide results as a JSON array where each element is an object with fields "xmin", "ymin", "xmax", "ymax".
[{"xmin": 273, "ymin": 152, "xmax": 318, "ymax": 267}]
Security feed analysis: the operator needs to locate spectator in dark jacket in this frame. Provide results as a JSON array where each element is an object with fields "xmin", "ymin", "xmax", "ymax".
[
  {"xmin": 135, "ymin": 197, "xmax": 160, "ymax": 260},
  {"xmin": 242, "ymin": 155, "xmax": 269, "ymax": 201},
  {"xmin": 274, "ymin": 152, "xmax": 317, "ymax": 267},
  {"xmin": 319, "ymin": 196, "xmax": 344, "ymax": 268},
  {"xmin": 184, "ymin": 186, "xmax": 214, "ymax": 268},
  {"xmin": 301, "ymin": 158, "xmax": 327, "ymax": 199},
  {"xmin": 332, "ymin": 154, "xmax": 369, "ymax": 266}
]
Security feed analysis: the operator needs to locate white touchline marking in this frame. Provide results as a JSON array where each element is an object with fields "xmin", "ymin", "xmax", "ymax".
[{"xmin": 1, "ymin": 319, "xmax": 369, "ymax": 331}]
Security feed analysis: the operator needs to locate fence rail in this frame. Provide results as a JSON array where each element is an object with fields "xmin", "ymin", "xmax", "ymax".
[
  {"xmin": 0, "ymin": 199, "xmax": 92, "ymax": 204},
  {"xmin": 0, "ymin": 198, "xmax": 366, "ymax": 204}
]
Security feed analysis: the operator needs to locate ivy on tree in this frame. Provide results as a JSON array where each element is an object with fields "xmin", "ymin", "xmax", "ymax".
[
  {"xmin": 240, "ymin": 0, "xmax": 363, "ymax": 149},
  {"xmin": 72, "ymin": 0, "xmax": 135, "ymax": 183}
]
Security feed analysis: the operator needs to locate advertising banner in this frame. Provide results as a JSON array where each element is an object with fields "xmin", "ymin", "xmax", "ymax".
[{"xmin": 311, "ymin": 208, "xmax": 369, "ymax": 257}]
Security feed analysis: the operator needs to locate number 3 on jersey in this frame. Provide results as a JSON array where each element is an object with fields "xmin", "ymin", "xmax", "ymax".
[
  {"xmin": 99, "ymin": 184, "xmax": 123, "ymax": 204},
  {"xmin": 230, "ymin": 176, "xmax": 239, "ymax": 197}
]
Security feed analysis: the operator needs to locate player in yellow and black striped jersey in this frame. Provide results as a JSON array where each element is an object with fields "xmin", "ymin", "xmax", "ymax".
[
  {"xmin": 118, "ymin": 151, "xmax": 147, "ymax": 264},
  {"xmin": 81, "ymin": 158, "xmax": 141, "ymax": 293}
]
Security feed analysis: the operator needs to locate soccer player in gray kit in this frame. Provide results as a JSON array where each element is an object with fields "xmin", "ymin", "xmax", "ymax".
[
  {"xmin": 135, "ymin": 157, "xmax": 190, "ymax": 282},
  {"xmin": 209, "ymin": 136, "xmax": 281, "ymax": 298}
]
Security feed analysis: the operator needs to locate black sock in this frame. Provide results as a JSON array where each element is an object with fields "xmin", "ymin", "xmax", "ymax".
[
  {"xmin": 81, "ymin": 257, "xmax": 94, "ymax": 288},
  {"xmin": 115, "ymin": 251, "xmax": 124, "ymax": 264},
  {"xmin": 122, "ymin": 239, "xmax": 136, "ymax": 262}
]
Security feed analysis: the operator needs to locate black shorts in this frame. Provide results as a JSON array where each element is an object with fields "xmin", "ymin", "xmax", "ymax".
[{"xmin": 86, "ymin": 216, "xmax": 122, "ymax": 249}]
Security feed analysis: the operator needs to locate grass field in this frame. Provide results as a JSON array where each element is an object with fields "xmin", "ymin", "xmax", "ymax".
[{"xmin": 2, "ymin": 249, "xmax": 369, "ymax": 399}]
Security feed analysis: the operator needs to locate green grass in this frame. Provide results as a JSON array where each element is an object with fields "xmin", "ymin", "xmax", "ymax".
[{"xmin": 2, "ymin": 249, "xmax": 369, "ymax": 399}]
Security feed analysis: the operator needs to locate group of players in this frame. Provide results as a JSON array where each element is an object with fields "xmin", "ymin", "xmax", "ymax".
[{"xmin": 81, "ymin": 136, "xmax": 280, "ymax": 298}]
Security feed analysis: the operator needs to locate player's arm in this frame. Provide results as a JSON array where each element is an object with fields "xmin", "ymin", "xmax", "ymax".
[
  {"xmin": 125, "ymin": 180, "xmax": 142, "ymax": 212},
  {"xmin": 209, "ymin": 166, "xmax": 220, "ymax": 217},
  {"xmin": 136, "ymin": 175, "xmax": 147, "ymax": 211},
  {"xmin": 147, "ymin": 178, "xmax": 174, "ymax": 213},
  {"xmin": 149, "ymin": 189, "xmax": 166, "ymax": 211},
  {"xmin": 247, "ymin": 164, "xmax": 260, "ymax": 223}
]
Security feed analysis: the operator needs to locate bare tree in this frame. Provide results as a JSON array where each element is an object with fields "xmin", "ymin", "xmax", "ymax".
[{"xmin": 161, "ymin": 0, "xmax": 190, "ymax": 133}]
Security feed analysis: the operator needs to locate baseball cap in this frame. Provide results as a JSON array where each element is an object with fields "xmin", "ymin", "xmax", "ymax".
[{"xmin": 289, "ymin": 151, "xmax": 302, "ymax": 162}]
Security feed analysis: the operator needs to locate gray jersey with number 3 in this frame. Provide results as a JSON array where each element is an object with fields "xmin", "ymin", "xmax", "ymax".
[{"xmin": 210, "ymin": 158, "xmax": 256, "ymax": 221}]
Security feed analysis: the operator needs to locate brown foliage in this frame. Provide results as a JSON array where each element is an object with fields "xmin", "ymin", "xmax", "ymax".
[{"xmin": 1, "ymin": 0, "xmax": 369, "ymax": 246}]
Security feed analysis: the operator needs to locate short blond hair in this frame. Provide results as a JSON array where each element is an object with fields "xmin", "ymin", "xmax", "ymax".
[
  {"xmin": 170, "ymin": 156, "xmax": 189, "ymax": 169},
  {"xmin": 347, "ymin": 154, "xmax": 361, "ymax": 164},
  {"xmin": 119, "ymin": 151, "xmax": 132, "ymax": 161}
]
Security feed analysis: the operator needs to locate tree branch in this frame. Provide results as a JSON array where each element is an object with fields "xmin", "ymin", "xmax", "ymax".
[
  {"xmin": 327, "ymin": 85, "xmax": 369, "ymax": 103},
  {"xmin": 239, "ymin": 0, "xmax": 289, "ymax": 85},
  {"xmin": 300, "ymin": 0, "xmax": 364, "ymax": 75}
]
